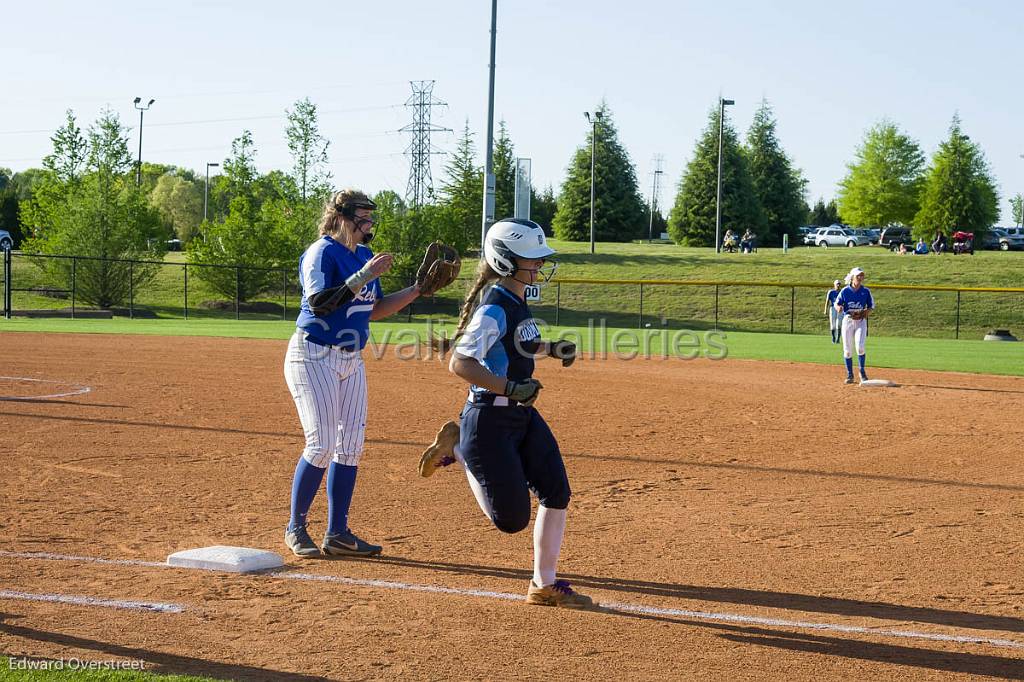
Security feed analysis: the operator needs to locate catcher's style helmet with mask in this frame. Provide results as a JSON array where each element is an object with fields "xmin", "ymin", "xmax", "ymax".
[{"xmin": 484, "ymin": 218, "xmax": 557, "ymax": 280}]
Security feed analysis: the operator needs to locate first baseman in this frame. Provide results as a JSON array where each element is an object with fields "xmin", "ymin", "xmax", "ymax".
[
  {"xmin": 417, "ymin": 219, "xmax": 594, "ymax": 609},
  {"xmin": 834, "ymin": 266, "xmax": 874, "ymax": 384},
  {"xmin": 282, "ymin": 189, "xmax": 458, "ymax": 559}
]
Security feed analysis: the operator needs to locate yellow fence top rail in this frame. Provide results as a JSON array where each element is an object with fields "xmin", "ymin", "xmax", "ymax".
[{"xmin": 546, "ymin": 277, "xmax": 1024, "ymax": 294}]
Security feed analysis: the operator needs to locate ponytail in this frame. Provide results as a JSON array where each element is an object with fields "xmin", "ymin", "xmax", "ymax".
[{"xmin": 432, "ymin": 259, "xmax": 500, "ymax": 353}]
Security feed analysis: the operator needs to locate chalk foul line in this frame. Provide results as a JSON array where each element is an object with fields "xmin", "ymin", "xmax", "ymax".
[
  {"xmin": 3, "ymin": 550, "xmax": 1022, "ymax": 650},
  {"xmin": 0, "ymin": 589, "xmax": 183, "ymax": 614}
]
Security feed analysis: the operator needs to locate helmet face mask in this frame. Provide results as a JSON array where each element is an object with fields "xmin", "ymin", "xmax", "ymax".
[{"xmin": 484, "ymin": 218, "xmax": 556, "ymax": 279}]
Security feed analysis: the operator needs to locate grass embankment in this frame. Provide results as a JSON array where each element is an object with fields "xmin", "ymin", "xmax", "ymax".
[
  {"xmin": 5, "ymin": 240, "xmax": 1024, "ymax": 339},
  {"xmin": 2, "ymin": 318, "xmax": 1021, "ymax": 376}
]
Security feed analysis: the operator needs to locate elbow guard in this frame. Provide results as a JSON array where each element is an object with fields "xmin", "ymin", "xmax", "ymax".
[{"xmin": 308, "ymin": 285, "xmax": 356, "ymax": 317}]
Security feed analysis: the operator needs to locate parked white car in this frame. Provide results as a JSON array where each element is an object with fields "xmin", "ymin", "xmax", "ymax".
[
  {"xmin": 0, "ymin": 229, "xmax": 12, "ymax": 250},
  {"xmin": 815, "ymin": 227, "xmax": 870, "ymax": 247}
]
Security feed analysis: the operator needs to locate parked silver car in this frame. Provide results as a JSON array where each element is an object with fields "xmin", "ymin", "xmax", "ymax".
[
  {"xmin": 815, "ymin": 226, "xmax": 871, "ymax": 247},
  {"xmin": 0, "ymin": 229, "xmax": 12, "ymax": 250},
  {"xmin": 983, "ymin": 229, "xmax": 1024, "ymax": 251}
]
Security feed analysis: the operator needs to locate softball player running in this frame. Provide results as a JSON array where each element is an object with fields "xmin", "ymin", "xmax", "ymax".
[
  {"xmin": 417, "ymin": 219, "xmax": 593, "ymax": 609},
  {"xmin": 834, "ymin": 266, "xmax": 874, "ymax": 384},
  {"xmin": 824, "ymin": 279, "xmax": 843, "ymax": 344},
  {"xmin": 283, "ymin": 189, "xmax": 424, "ymax": 558}
]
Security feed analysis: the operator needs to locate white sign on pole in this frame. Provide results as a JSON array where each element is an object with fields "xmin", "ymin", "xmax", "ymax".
[{"xmin": 514, "ymin": 158, "xmax": 532, "ymax": 219}]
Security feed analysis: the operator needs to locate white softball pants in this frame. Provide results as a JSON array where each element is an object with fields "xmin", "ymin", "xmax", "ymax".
[
  {"xmin": 841, "ymin": 315, "xmax": 868, "ymax": 359},
  {"xmin": 284, "ymin": 331, "xmax": 367, "ymax": 468},
  {"xmin": 828, "ymin": 308, "xmax": 842, "ymax": 331}
]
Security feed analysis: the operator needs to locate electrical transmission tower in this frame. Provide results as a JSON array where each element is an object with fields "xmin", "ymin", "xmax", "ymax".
[
  {"xmin": 400, "ymin": 80, "xmax": 451, "ymax": 207},
  {"xmin": 648, "ymin": 155, "xmax": 665, "ymax": 242}
]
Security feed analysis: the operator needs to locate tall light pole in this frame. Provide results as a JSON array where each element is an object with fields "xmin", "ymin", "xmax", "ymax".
[
  {"xmin": 133, "ymin": 97, "xmax": 155, "ymax": 187},
  {"xmin": 480, "ymin": 0, "xmax": 498, "ymax": 248},
  {"xmin": 584, "ymin": 110, "xmax": 602, "ymax": 255},
  {"xmin": 648, "ymin": 159, "xmax": 663, "ymax": 244},
  {"xmin": 1019, "ymin": 153, "xmax": 1024, "ymax": 227},
  {"xmin": 204, "ymin": 162, "xmax": 219, "ymax": 222},
  {"xmin": 715, "ymin": 97, "xmax": 734, "ymax": 254}
]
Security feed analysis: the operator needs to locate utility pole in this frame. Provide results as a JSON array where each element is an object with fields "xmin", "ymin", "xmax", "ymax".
[
  {"xmin": 585, "ymin": 110, "xmax": 603, "ymax": 254},
  {"xmin": 400, "ymin": 81, "xmax": 451, "ymax": 208},
  {"xmin": 648, "ymin": 155, "xmax": 664, "ymax": 243},
  {"xmin": 715, "ymin": 97, "xmax": 734, "ymax": 253},
  {"xmin": 481, "ymin": 0, "xmax": 498, "ymax": 247}
]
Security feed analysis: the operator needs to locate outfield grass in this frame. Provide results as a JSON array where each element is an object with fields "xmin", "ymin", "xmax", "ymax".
[
  {"xmin": 2, "ymin": 318, "xmax": 1021, "ymax": 376},
  {"xmin": 6, "ymin": 241, "xmax": 1023, "ymax": 339}
]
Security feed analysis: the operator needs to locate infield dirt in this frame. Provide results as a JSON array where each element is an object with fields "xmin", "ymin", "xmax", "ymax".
[{"xmin": 1, "ymin": 332, "xmax": 1023, "ymax": 680}]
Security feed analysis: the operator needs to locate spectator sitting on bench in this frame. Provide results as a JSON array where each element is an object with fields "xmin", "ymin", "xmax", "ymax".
[{"xmin": 740, "ymin": 229, "xmax": 757, "ymax": 253}]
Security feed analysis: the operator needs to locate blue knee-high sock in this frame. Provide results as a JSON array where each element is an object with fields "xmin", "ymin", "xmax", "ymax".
[
  {"xmin": 858, "ymin": 354, "xmax": 866, "ymax": 373},
  {"xmin": 288, "ymin": 457, "xmax": 327, "ymax": 532},
  {"xmin": 844, "ymin": 357, "xmax": 853, "ymax": 375},
  {"xmin": 327, "ymin": 463, "xmax": 358, "ymax": 535}
]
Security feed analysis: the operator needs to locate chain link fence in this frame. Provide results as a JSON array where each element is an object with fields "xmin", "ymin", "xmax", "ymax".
[{"xmin": 3, "ymin": 251, "xmax": 1022, "ymax": 339}]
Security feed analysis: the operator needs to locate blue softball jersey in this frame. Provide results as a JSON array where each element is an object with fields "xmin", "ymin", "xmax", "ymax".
[
  {"xmin": 454, "ymin": 284, "xmax": 540, "ymax": 400},
  {"xmin": 295, "ymin": 236, "xmax": 381, "ymax": 350},
  {"xmin": 835, "ymin": 285, "xmax": 873, "ymax": 315}
]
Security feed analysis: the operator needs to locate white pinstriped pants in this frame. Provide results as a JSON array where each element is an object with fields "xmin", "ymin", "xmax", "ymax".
[
  {"xmin": 841, "ymin": 315, "xmax": 868, "ymax": 359},
  {"xmin": 284, "ymin": 331, "xmax": 367, "ymax": 468}
]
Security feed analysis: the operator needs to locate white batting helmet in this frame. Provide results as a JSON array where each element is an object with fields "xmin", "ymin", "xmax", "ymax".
[{"xmin": 484, "ymin": 218, "xmax": 556, "ymax": 277}]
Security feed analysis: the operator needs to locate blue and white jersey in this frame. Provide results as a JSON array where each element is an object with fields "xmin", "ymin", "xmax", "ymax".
[
  {"xmin": 835, "ymin": 285, "xmax": 873, "ymax": 315},
  {"xmin": 295, "ymin": 236, "xmax": 381, "ymax": 351},
  {"xmin": 826, "ymin": 289, "xmax": 840, "ymax": 307},
  {"xmin": 454, "ymin": 284, "xmax": 541, "ymax": 400}
]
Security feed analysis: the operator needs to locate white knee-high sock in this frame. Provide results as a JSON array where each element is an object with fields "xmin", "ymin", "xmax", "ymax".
[{"xmin": 533, "ymin": 505, "xmax": 567, "ymax": 587}]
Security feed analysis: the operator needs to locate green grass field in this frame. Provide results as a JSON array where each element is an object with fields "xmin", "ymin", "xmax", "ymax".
[
  {"xmin": 2, "ymin": 318, "xmax": 1021, "ymax": 376},
  {"xmin": 5, "ymin": 240, "xmax": 1023, "ymax": 340}
]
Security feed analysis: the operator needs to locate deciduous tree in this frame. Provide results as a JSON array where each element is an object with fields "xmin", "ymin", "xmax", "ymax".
[{"xmin": 837, "ymin": 121, "xmax": 924, "ymax": 227}]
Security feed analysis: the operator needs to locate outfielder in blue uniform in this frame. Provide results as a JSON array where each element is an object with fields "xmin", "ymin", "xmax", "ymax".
[
  {"xmin": 283, "ymin": 189, "xmax": 423, "ymax": 559},
  {"xmin": 417, "ymin": 218, "xmax": 594, "ymax": 609},
  {"xmin": 834, "ymin": 266, "xmax": 874, "ymax": 384},
  {"xmin": 824, "ymin": 279, "xmax": 842, "ymax": 344}
]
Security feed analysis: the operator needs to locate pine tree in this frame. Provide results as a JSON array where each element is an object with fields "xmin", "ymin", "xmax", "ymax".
[
  {"xmin": 493, "ymin": 120, "xmax": 516, "ymax": 221},
  {"xmin": 530, "ymin": 185, "xmax": 557, "ymax": 234},
  {"xmin": 914, "ymin": 115, "xmax": 999, "ymax": 240},
  {"xmin": 439, "ymin": 120, "xmax": 482, "ymax": 250},
  {"xmin": 837, "ymin": 121, "xmax": 925, "ymax": 227},
  {"xmin": 808, "ymin": 198, "xmax": 841, "ymax": 226},
  {"xmin": 745, "ymin": 100, "xmax": 806, "ymax": 246},
  {"xmin": 668, "ymin": 105, "xmax": 762, "ymax": 247},
  {"xmin": 553, "ymin": 103, "xmax": 646, "ymax": 242}
]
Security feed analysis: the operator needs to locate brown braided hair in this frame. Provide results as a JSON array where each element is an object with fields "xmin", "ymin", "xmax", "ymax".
[{"xmin": 433, "ymin": 258, "xmax": 500, "ymax": 353}]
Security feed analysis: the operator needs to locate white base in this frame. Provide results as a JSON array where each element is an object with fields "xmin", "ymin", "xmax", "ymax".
[
  {"xmin": 860, "ymin": 379, "xmax": 897, "ymax": 388},
  {"xmin": 166, "ymin": 546, "xmax": 284, "ymax": 573}
]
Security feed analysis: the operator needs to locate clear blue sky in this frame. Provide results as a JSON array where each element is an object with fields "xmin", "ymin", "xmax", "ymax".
[{"xmin": 2, "ymin": 0, "xmax": 1022, "ymax": 223}]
